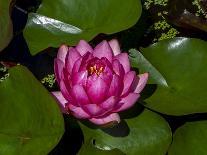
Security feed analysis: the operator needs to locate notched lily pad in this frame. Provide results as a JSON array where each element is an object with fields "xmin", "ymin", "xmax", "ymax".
[
  {"xmin": 0, "ymin": 65, "xmax": 64, "ymax": 155},
  {"xmin": 80, "ymin": 109, "xmax": 172, "ymax": 155},
  {"xmin": 129, "ymin": 48, "xmax": 168, "ymax": 87},
  {"xmin": 0, "ymin": 0, "xmax": 13, "ymax": 51},
  {"xmin": 78, "ymin": 139, "xmax": 125, "ymax": 155},
  {"xmin": 130, "ymin": 38, "xmax": 207, "ymax": 115},
  {"xmin": 168, "ymin": 121, "xmax": 207, "ymax": 155},
  {"xmin": 24, "ymin": 0, "xmax": 142, "ymax": 55}
]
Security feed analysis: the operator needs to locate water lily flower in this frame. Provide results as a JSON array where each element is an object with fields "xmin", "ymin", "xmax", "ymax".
[{"xmin": 52, "ymin": 39, "xmax": 148, "ymax": 125}]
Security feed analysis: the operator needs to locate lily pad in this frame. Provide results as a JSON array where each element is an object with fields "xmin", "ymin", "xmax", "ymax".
[
  {"xmin": 0, "ymin": 0, "xmax": 13, "ymax": 51},
  {"xmin": 23, "ymin": 0, "xmax": 142, "ymax": 55},
  {"xmin": 168, "ymin": 121, "xmax": 207, "ymax": 155},
  {"xmin": 129, "ymin": 38, "xmax": 207, "ymax": 115},
  {"xmin": 80, "ymin": 109, "xmax": 172, "ymax": 155},
  {"xmin": 0, "ymin": 66, "xmax": 64, "ymax": 155},
  {"xmin": 78, "ymin": 140, "xmax": 125, "ymax": 155}
]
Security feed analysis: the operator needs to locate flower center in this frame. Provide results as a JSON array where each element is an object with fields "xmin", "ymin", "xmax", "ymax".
[
  {"xmin": 87, "ymin": 58, "xmax": 105, "ymax": 76},
  {"xmin": 88, "ymin": 65, "xmax": 104, "ymax": 76}
]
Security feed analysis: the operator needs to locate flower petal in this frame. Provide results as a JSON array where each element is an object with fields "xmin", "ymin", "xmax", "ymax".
[
  {"xmin": 108, "ymin": 74, "xmax": 123, "ymax": 97},
  {"xmin": 51, "ymin": 91, "xmax": 68, "ymax": 113},
  {"xmin": 57, "ymin": 45, "xmax": 68, "ymax": 63},
  {"xmin": 109, "ymin": 39, "xmax": 121, "ymax": 56},
  {"xmin": 83, "ymin": 104, "xmax": 105, "ymax": 117},
  {"xmin": 114, "ymin": 93, "xmax": 140, "ymax": 112},
  {"xmin": 79, "ymin": 52, "xmax": 93, "ymax": 71},
  {"xmin": 112, "ymin": 102, "xmax": 124, "ymax": 111},
  {"xmin": 59, "ymin": 80, "xmax": 73, "ymax": 102},
  {"xmin": 100, "ymin": 96, "xmax": 118, "ymax": 111},
  {"xmin": 68, "ymin": 104, "xmax": 91, "ymax": 119},
  {"xmin": 122, "ymin": 71, "xmax": 136, "ymax": 96},
  {"xmin": 135, "ymin": 73, "xmax": 149, "ymax": 94},
  {"xmin": 71, "ymin": 71, "xmax": 88, "ymax": 86},
  {"xmin": 87, "ymin": 75, "xmax": 109, "ymax": 104},
  {"xmin": 71, "ymin": 84, "xmax": 91, "ymax": 106},
  {"xmin": 114, "ymin": 53, "xmax": 130, "ymax": 73},
  {"xmin": 76, "ymin": 40, "xmax": 93, "ymax": 56},
  {"xmin": 98, "ymin": 57, "xmax": 113, "ymax": 85},
  {"xmin": 72, "ymin": 57, "xmax": 82, "ymax": 74},
  {"xmin": 99, "ymin": 72, "xmax": 112, "ymax": 86},
  {"xmin": 93, "ymin": 40, "xmax": 113, "ymax": 62},
  {"xmin": 89, "ymin": 113, "xmax": 120, "ymax": 125},
  {"xmin": 99, "ymin": 68, "xmax": 113, "ymax": 86},
  {"xmin": 54, "ymin": 58, "xmax": 64, "ymax": 84},
  {"xmin": 112, "ymin": 60, "xmax": 125, "ymax": 79},
  {"xmin": 65, "ymin": 47, "xmax": 81, "ymax": 74}
]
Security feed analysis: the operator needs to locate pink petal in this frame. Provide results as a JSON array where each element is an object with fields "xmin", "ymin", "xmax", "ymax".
[
  {"xmin": 71, "ymin": 85, "xmax": 91, "ymax": 106},
  {"xmin": 108, "ymin": 74, "xmax": 123, "ymax": 97},
  {"xmin": 99, "ymin": 73, "xmax": 113, "ymax": 87},
  {"xmin": 99, "ymin": 66, "xmax": 113, "ymax": 86},
  {"xmin": 114, "ymin": 53, "xmax": 130, "ymax": 73},
  {"xmin": 54, "ymin": 59, "xmax": 64, "ymax": 84},
  {"xmin": 83, "ymin": 104, "xmax": 106, "ymax": 117},
  {"xmin": 93, "ymin": 40, "xmax": 113, "ymax": 62},
  {"xmin": 51, "ymin": 91, "xmax": 68, "ymax": 113},
  {"xmin": 72, "ymin": 57, "xmax": 82, "ymax": 74},
  {"xmin": 86, "ymin": 75, "xmax": 109, "ymax": 104},
  {"xmin": 79, "ymin": 52, "xmax": 93, "ymax": 71},
  {"xmin": 65, "ymin": 47, "xmax": 81, "ymax": 74},
  {"xmin": 57, "ymin": 45, "xmax": 68, "ymax": 63},
  {"xmin": 114, "ymin": 93, "xmax": 140, "ymax": 112},
  {"xmin": 59, "ymin": 80, "xmax": 73, "ymax": 103},
  {"xmin": 109, "ymin": 39, "xmax": 121, "ymax": 56},
  {"xmin": 68, "ymin": 104, "xmax": 91, "ymax": 119},
  {"xmin": 112, "ymin": 102, "xmax": 124, "ymax": 111},
  {"xmin": 101, "ymin": 57, "xmax": 113, "ymax": 69},
  {"xmin": 71, "ymin": 71, "xmax": 88, "ymax": 86},
  {"xmin": 89, "ymin": 113, "xmax": 120, "ymax": 125},
  {"xmin": 99, "ymin": 57, "xmax": 113, "ymax": 85},
  {"xmin": 61, "ymin": 68, "xmax": 73, "ymax": 89},
  {"xmin": 122, "ymin": 71, "xmax": 136, "ymax": 96},
  {"xmin": 135, "ymin": 73, "xmax": 149, "ymax": 94},
  {"xmin": 76, "ymin": 40, "xmax": 93, "ymax": 56},
  {"xmin": 100, "ymin": 96, "xmax": 118, "ymax": 111},
  {"xmin": 112, "ymin": 60, "xmax": 125, "ymax": 79}
]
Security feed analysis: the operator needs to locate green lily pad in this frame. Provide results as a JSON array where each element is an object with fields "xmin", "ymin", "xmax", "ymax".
[
  {"xmin": 78, "ymin": 139, "xmax": 125, "ymax": 155},
  {"xmin": 80, "ymin": 109, "xmax": 172, "ymax": 155},
  {"xmin": 129, "ymin": 38, "xmax": 207, "ymax": 115},
  {"xmin": 24, "ymin": 0, "xmax": 142, "ymax": 55},
  {"xmin": 0, "ymin": 66, "xmax": 64, "ymax": 155},
  {"xmin": 168, "ymin": 121, "xmax": 207, "ymax": 155},
  {"xmin": 0, "ymin": 0, "xmax": 13, "ymax": 51}
]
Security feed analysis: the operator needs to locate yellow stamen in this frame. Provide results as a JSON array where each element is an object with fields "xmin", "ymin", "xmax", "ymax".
[
  {"xmin": 88, "ymin": 65, "xmax": 104, "ymax": 76},
  {"xmin": 97, "ymin": 67, "xmax": 103, "ymax": 75},
  {"xmin": 99, "ymin": 67, "xmax": 103, "ymax": 72},
  {"xmin": 90, "ymin": 67, "xmax": 94, "ymax": 74}
]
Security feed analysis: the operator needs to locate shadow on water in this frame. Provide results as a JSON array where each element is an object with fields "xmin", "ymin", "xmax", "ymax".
[
  {"xmin": 101, "ymin": 120, "xmax": 130, "ymax": 137},
  {"xmin": 49, "ymin": 115, "xmax": 84, "ymax": 155},
  {"xmin": 80, "ymin": 101, "xmax": 145, "ymax": 138},
  {"xmin": 139, "ymin": 84, "xmax": 158, "ymax": 101}
]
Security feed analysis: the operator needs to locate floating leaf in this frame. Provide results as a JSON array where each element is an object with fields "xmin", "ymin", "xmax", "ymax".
[
  {"xmin": 80, "ymin": 109, "xmax": 172, "ymax": 155},
  {"xmin": 168, "ymin": 121, "xmax": 207, "ymax": 155},
  {"xmin": 129, "ymin": 48, "xmax": 168, "ymax": 87},
  {"xmin": 24, "ymin": 0, "xmax": 142, "ymax": 55},
  {"xmin": 0, "ymin": 66, "xmax": 64, "ymax": 154},
  {"xmin": 0, "ymin": 0, "xmax": 13, "ymax": 51},
  {"xmin": 129, "ymin": 38, "xmax": 207, "ymax": 115},
  {"xmin": 78, "ymin": 139, "xmax": 125, "ymax": 155}
]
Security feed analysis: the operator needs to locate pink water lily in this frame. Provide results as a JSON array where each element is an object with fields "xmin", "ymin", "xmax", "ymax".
[{"xmin": 52, "ymin": 39, "xmax": 148, "ymax": 125}]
